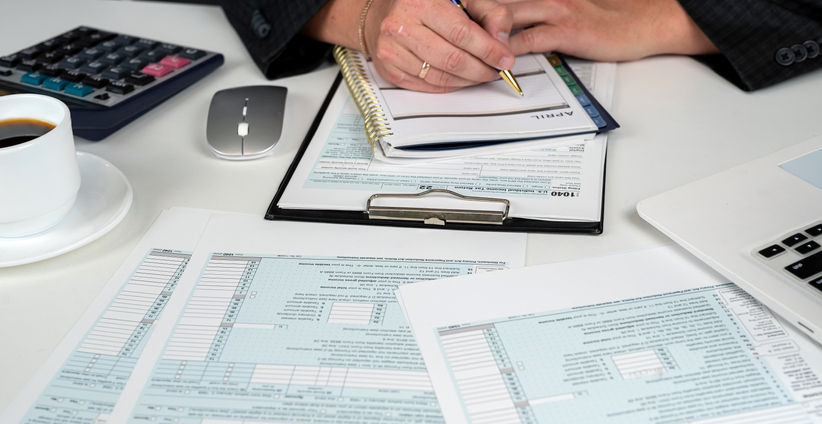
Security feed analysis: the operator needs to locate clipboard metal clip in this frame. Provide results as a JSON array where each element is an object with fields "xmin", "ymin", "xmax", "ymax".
[{"xmin": 366, "ymin": 189, "xmax": 509, "ymax": 226}]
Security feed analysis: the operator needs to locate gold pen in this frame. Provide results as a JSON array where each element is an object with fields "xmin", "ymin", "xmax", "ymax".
[{"xmin": 450, "ymin": 0, "xmax": 523, "ymax": 96}]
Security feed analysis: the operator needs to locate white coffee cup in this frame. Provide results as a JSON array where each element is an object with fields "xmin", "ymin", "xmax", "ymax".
[{"xmin": 0, "ymin": 94, "xmax": 81, "ymax": 237}]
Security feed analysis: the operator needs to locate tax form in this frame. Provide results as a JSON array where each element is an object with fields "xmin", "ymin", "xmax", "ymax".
[
  {"xmin": 279, "ymin": 61, "xmax": 614, "ymax": 223},
  {"xmin": 2, "ymin": 208, "xmax": 526, "ymax": 424},
  {"xmin": 397, "ymin": 246, "xmax": 822, "ymax": 424}
]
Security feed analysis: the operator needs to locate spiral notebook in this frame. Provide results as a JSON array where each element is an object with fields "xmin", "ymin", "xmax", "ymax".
[{"xmin": 333, "ymin": 46, "xmax": 618, "ymax": 159}]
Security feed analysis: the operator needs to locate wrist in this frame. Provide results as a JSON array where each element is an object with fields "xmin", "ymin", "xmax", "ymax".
[
  {"xmin": 302, "ymin": 0, "xmax": 367, "ymax": 50},
  {"xmin": 656, "ymin": 1, "xmax": 718, "ymax": 56}
]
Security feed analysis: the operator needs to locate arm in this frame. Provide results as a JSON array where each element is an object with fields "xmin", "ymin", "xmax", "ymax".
[
  {"xmin": 218, "ymin": 0, "xmax": 334, "ymax": 80},
  {"xmin": 501, "ymin": 0, "xmax": 822, "ymax": 91},
  {"xmin": 220, "ymin": 0, "xmax": 517, "ymax": 93},
  {"xmin": 678, "ymin": 0, "xmax": 822, "ymax": 91}
]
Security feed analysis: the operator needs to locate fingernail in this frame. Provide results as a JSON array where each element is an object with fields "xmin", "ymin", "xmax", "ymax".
[
  {"xmin": 498, "ymin": 56, "xmax": 514, "ymax": 70},
  {"xmin": 496, "ymin": 32, "xmax": 509, "ymax": 44}
]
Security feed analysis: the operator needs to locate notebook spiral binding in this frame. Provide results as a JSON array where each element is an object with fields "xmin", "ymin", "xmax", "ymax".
[{"xmin": 332, "ymin": 46, "xmax": 393, "ymax": 151}]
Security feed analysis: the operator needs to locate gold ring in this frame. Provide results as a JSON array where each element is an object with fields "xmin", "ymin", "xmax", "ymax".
[{"xmin": 418, "ymin": 61, "xmax": 431, "ymax": 79}]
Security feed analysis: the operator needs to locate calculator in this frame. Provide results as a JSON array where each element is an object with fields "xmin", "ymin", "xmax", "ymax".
[{"xmin": 0, "ymin": 26, "xmax": 223, "ymax": 141}]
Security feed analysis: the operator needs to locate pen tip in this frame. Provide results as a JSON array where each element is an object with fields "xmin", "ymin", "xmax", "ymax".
[{"xmin": 499, "ymin": 69, "xmax": 524, "ymax": 97}]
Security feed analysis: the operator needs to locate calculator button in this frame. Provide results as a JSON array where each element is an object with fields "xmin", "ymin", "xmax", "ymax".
[
  {"xmin": 139, "ymin": 50, "xmax": 164, "ymax": 62},
  {"xmin": 43, "ymin": 77, "xmax": 69, "ymax": 91},
  {"xmin": 87, "ymin": 31, "xmax": 116, "ymax": 44},
  {"xmin": 135, "ymin": 38, "xmax": 158, "ymax": 49},
  {"xmin": 119, "ymin": 45, "xmax": 145, "ymax": 57},
  {"xmin": 38, "ymin": 38, "xmax": 62, "ymax": 50},
  {"xmin": 82, "ymin": 74, "xmax": 110, "ymax": 88},
  {"xmin": 99, "ymin": 52, "xmax": 125, "ymax": 65},
  {"xmin": 0, "ymin": 54, "xmax": 21, "ymax": 68},
  {"xmin": 65, "ymin": 83, "xmax": 95, "ymax": 97},
  {"xmin": 783, "ymin": 233, "xmax": 808, "ymax": 247},
  {"xmin": 79, "ymin": 48, "xmax": 104, "ymax": 61},
  {"xmin": 142, "ymin": 63, "xmax": 173, "ymax": 77},
  {"xmin": 19, "ymin": 47, "xmax": 42, "ymax": 60},
  {"xmin": 79, "ymin": 61, "xmax": 107, "ymax": 75},
  {"xmin": 16, "ymin": 59, "xmax": 42, "ymax": 72},
  {"xmin": 121, "ymin": 58, "xmax": 149, "ymax": 71},
  {"xmin": 21, "ymin": 72, "xmax": 47, "ymax": 85},
  {"xmin": 160, "ymin": 55, "xmax": 190, "ymax": 69},
  {"xmin": 155, "ymin": 43, "xmax": 181, "ymax": 55},
  {"xmin": 94, "ymin": 92, "xmax": 110, "ymax": 101},
  {"xmin": 102, "ymin": 66, "xmax": 129, "ymax": 80},
  {"xmin": 0, "ymin": 69, "xmax": 11, "ymax": 77},
  {"xmin": 58, "ymin": 56, "xmax": 84, "ymax": 70},
  {"xmin": 179, "ymin": 48, "xmax": 206, "ymax": 60},
  {"xmin": 126, "ymin": 72, "xmax": 155, "ymax": 86},
  {"xmin": 807, "ymin": 224, "xmax": 822, "ymax": 237},
  {"xmin": 41, "ymin": 51, "xmax": 65, "ymax": 64},
  {"xmin": 40, "ymin": 63, "xmax": 63, "ymax": 77},
  {"xmin": 62, "ymin": 69, "xmax": 87, "ymax": 83},
  {"xmin": 99, "ymin": 40, "xmax": 120, "ymax": 52},
  {"xmin": 59, "ymin": 30, "xmax": 81, "ymax": 42},
  {"xmin": 58, "ymin": 43, "xmax": 83, "ymax": 56},
  {"xmin": 113, "ymin": 34, "xmax": 137, "ymax": 46},
  {"xmin": 106, "ymin": 80, "xmax": 134, "ymax": 94},
  {"xmin": 785, "ymin": 251, "xmax": 822, "ymax": 280},
  {"xmin": 797, "ymin": 241, "xmax": 821, "ymax": 255},
  {"xmin": 758, "ymin": 244, "xmax": 786, "ymax": 258}
]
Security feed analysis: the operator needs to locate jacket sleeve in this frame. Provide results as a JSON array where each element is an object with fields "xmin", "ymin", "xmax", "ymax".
[
  {"xmin": 218, "ymin": 0, "xmax": 334, "ymax": 79},
  {"xmin": 678, "ymin": 0, "xmax": 822, "ymax": 91}
]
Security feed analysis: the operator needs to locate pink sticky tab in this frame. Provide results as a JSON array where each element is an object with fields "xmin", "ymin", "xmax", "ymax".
[
  {"xmin": 160, "ymin": 55, "xmax": 190, "ymax": 69},
  {"xmin": 142, "ymin": 63, "xmax": 174, "ymax": 77}
]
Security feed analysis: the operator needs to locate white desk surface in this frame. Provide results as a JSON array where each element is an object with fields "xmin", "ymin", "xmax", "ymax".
[{"xmin": 1, "ymin": 0, "xmax": 821, "ymax": 411}]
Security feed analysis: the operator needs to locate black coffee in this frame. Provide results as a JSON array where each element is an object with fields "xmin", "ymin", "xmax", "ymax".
[{"xmin": 0, "ymin": 119, "xmax": 56, "ymax": 148}]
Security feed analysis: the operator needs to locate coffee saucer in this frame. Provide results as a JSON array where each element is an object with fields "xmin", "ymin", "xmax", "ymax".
[{"xmin": 0, "ymin": 152, "xmax": 133, "ymax": 267}]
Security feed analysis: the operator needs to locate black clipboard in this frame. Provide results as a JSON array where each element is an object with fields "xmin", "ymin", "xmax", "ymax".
[{"xmin": 266, "ymin": 56, "xmax": 612, "ymax": 234}]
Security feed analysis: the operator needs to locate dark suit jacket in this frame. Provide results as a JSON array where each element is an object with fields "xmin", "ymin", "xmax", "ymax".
[
  {"xmin": 219, "ymin": 0, "xmax": 822, "ymax": 91},
  {"xmin": 218, "ymin": 0, "xmax": 333, "ymax": 79},
  {"xmin": 679, "ymin": 0, "xmax": 822, "ymax": 91}
]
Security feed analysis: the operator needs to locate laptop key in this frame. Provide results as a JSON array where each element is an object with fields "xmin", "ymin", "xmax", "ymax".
[
  {"xmin": 783, "ymin": 233, "xmax": 808, "ymax": 247},
  {"xmin": 796, "ymin": 241, "xmax": 821, "ymax": 255},
  {"xmin": 807, "ymin": 224, "xmax": 822, "ymax": 237},
  {"xmin": 785, "ymin": 250, "xmax": 822, "ymax": 280},
  {"xmin": 809, "ymin": 275, "xmax": 822, "ymax": 292},
  {"xmin": 758, "ymin": 244, "xmax": 785, "ymax": 258}
]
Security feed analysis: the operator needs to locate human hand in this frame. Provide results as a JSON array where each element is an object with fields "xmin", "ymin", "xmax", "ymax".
[
  {"xmin": 498, "ymin": 0, "xmax": 717, "ymax": 61},
  {"xmin": 363, "ymin": 0, "xmax": 516, "ymax": 92}
]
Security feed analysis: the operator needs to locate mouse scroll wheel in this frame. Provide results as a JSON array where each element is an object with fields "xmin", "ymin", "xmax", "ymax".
[{"xmin": 237, "ymin": 122, "xmax": 249, "ymax": 137}]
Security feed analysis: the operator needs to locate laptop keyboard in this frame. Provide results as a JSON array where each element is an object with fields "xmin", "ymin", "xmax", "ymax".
[{"xmin": 755, "ymin": 220, "xmax": 822, "ymax": 292}]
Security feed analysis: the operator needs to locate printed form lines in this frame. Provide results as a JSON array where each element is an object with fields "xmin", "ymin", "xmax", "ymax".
[
  {"xmin": 328, "ymin": 302, "xmax": 374, "ymax": 324},
  {"xmin": 440, "ymin": 328, "xmax": 521, "ymax": 424},
  {"xmin": 78, "ymin": 251, "xmax": 188, "ymax": 356},
  {"xmin": 612, "ymin": 350, "xmax": 665, "ymax": 379},
  {"xmin": 251, "ymin": 365, "xmax": 432, "ymax": 391},
  {"xmin": 164, "ymin": 257, "xmax": 254, "ymax": 361}
]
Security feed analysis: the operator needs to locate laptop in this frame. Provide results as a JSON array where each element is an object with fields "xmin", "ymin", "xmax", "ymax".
[{"xmin": 637, "ymin": 136, "xmax": 822, "ymax": 344}]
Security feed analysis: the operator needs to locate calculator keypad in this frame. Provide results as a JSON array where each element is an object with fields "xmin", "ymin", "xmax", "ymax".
[{"xmin": 0, "ymin": 26, "xmax": 219, "ymax": 108}]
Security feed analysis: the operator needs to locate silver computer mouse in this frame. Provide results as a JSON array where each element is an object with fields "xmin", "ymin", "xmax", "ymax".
[{"xmin": 206, "ymin": 85, "xmax": 287, "ymax": 160}]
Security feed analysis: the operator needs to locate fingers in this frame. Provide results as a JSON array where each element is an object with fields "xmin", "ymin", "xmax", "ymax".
[
  {"xmin": 505, "ymin": 0, "xmax": 561, "ymax": 29},
  {"xmin": 423, "ymin": 1, "xmax": 516, "ymax": 72},
  {"xmin": 366, "ymin": 0, "xmax": 517, "ymax": 92},
  {"xmin": 463, "ymin": 0, "xmax": 514, "ymax": 48},
  {"xmin": 507, "ymin": 25, "xmax": 563, "ymax": 56},
  {"xmin": 399, "ymin": 20, "xmax": 500, "ymax": 83},
  {"xmin": 375, "ymin": 45, "xmax": 480, "ymax": 93}
]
